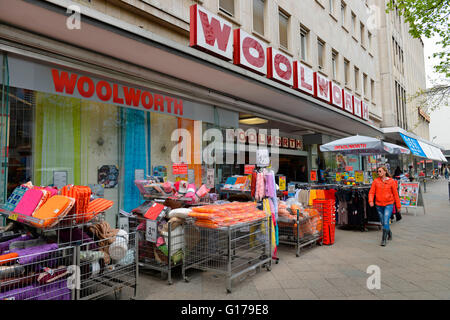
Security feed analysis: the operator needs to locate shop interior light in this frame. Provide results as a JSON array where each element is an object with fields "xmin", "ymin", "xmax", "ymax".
[{"xmin": 239, "ymin": 117, "xmax": 269, "ymax": 125}]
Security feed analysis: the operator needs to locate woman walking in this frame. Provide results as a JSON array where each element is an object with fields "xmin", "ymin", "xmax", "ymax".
[{"xmin": 369, "ymin": 166, "xmax": 401, "ymax": 246}]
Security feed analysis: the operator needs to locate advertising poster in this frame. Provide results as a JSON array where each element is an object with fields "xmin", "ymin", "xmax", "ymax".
[
  {"xmin": 288, "ymin": 183, "xmax": 296, "ymax": 197},
  {"xmin": 244, "ymin": 165, "xmax": 255, "ymax": 174},
  {"xmin": 206, "ymin": 168, "xmax": 215, "ymax": 189},
  {"xmin": 310, "ymin": 170, "xmax": 317, "ymax": 181},
  {"xmin": 279, "ymin": 176, "xmax": 286, "ymax": 191},
  {"xmin": 173, "ymin": 163, "xmax": 188, "ymax": 175},
  {"xmin": 98, "ymin": 165, "xmax": 119, "ymax": 188},
  {"xmin": 399, "ymin": 182, "xmax": 420, "ymax": 207},
  {"xmin": 355, "ymin": 171, "xmax": 364, "ymax": 183}
]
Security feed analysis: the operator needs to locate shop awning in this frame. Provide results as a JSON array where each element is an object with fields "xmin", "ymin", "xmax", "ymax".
[
  {"xmin": 320, "ymin": 135, "xmax": 396, "ymax": 155},
  {"xmin": 383, "ymin": 142, "xmax": 411, "ymax": 155},
  {"xmin": 399, "ymin": 133, "xmax": 447, "ymax": 162}
]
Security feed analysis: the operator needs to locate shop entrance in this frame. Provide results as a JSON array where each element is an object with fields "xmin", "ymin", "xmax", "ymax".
[{"xmin": 278, "ymin": 154, "xmax": 308, "ymax": 183}]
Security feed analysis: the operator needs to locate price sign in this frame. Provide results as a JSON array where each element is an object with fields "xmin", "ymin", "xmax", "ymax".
[
  {"xmin": 8, "ymin": 213, "xmax": 18, "ymax": 221},
  {"xmin": 145, "ymin": 220, "xmax": 157, "ymax": 243},
  {"xmin": 310, "ymin": 170, "xmax": 317, "ymax": 181},
  {"xmin": 244, "ymin": 165, "xmax": 255, "ymax": 174},
  {"xmin": 173, "ymin": 163, "xmax": 188, "ymax": 175},
  {"xmin": 119, "ymin": 217, "xmax": 129, "ymax": 233},
  {"xmin": 279, "ymin": 176, "xmax": 286, "ymax": 191},
  {"xmin": 345, "ymin": 166, "xmax": 353, "ymax": 172},
  {"xmin": 336, "ymin": 172, "xmax": 342, "ymax": 182},
  {"xmin": 355, "ymin": 171, "xmax": 364, "ymax": 183},
  {"xmin": 256, "ymin": 149, "xmax": 270, "ymax": 167}
]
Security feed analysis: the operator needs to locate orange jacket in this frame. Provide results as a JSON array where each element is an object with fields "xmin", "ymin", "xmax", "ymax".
[{"xmin": 369, "ymin": 177, "xmax": 401, "ymax": 209}]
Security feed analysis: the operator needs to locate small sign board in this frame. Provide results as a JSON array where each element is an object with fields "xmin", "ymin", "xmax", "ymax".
[{"xmin": 399, "ymin": 182, "xmax": 419, "ymax": 207}]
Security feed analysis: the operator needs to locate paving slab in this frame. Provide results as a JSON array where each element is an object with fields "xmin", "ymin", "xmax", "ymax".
[{"xmin": 134, "ymin": 179, "xmax": 450, "ymax": 300}]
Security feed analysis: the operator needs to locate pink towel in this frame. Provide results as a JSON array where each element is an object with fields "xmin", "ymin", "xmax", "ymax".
[
  {"xmin": 255, "ymin": 172, "xmax": 265, "ymax": 201},
  {"xmin": 13, "ymin": 189, "xmax": 44, "ymax": 217}
]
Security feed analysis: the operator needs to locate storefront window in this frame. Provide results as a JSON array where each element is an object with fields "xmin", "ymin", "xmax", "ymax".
[{"xmin": 3, "ymin": 87, "xmax": 237, "ymax": 224}]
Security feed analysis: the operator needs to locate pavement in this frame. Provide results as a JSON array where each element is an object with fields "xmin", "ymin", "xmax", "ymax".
[{"xmin": 134, "ymin": 178, "xmax": 450, "ymax": 300}]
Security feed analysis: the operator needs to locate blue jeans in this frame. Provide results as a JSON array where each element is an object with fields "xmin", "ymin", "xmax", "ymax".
[{"xmin": 376, "ymin": 204, "xmax": 394, "ymax": 231}]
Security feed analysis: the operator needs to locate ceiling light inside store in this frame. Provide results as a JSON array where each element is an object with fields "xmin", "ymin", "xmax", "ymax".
[{"xmin": 239, "ymin": 117, "xmax": 269, "ymax": 125}]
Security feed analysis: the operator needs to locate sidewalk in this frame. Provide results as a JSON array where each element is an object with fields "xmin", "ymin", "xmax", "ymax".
[{"xmin": 135, "ymin": 179, "xmax": 450, "ymax": 300}]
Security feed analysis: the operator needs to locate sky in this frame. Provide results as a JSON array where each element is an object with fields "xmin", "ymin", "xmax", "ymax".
[{"xmin": 423, "ymin": 36, "xmax": 450, "ymax": 150}]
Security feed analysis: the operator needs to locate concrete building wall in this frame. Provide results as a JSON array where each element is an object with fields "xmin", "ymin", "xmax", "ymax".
[
  {"xmin": 71, "ymin": 0, "xmax": 382, "ymax": 124},
  {"xmin": 372, "ymin": 0, "xmax": 429, "ymax": 139},
  {"xmin": 67, "ymin": 0, "xmax": 428, "ymax": 138}
]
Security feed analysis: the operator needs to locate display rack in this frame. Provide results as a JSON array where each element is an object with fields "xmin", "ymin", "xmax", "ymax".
[
  {"xmin": 182, "ymin": 217, "xmax": 271, "ymax": 294},
  {"xmin": 278, "ymin": 206, "xmax": 323, "ymax": 257},
  {"xmin": 76, "ymin": 232, "xmax": 138, "ymax": 300},
  {"xmin": 0, "ymin": 206, "xmax": 138, "ymax": 300},
  {"xmin": 130, "ymin": 216, "xmax": 183, "ymax": 285}
]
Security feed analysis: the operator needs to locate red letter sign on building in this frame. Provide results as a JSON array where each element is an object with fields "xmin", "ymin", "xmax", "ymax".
[
  {"xmin": 353, "ymin": 96, "xmax": 362, "ymax": 118},
  {"xmin": 190, "ymin": 4, "xmax": 233, "ymax": 60},
  {"xmin": 293, "ymin": 62, "xmax": 314, "ymax": 95},
  {"xmin": 233, "ymin": 29, "xmax": 267, "ymax": 75},
  {"xmin": 343, "ymin": 89, "xmax": 354, "ymax": 114},
  {"xmin": 313, "ymin": 72, "xmax": 330, "ymax": 102},
  {"xmin": 330, "ymin": 82, "xmax": 343, "ymax": 109},
  {"xmin": 362, "ymin": 101, "xmax": 370, "ymax": 120},
  {"xmin": 267, "ymin": 48, "xmax": 294, "ymax": 87}
]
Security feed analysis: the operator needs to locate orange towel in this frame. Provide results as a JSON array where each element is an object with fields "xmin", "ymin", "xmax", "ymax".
[{"xmin": 0, "ymin": 253, "xmax": 19, "ymax": 266}]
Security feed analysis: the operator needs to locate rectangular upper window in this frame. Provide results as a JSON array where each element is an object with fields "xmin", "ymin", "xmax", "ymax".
[
  {"xmin": 360, "ymin": 22, "xmax": 365, "ymax": 47},
  {"xmin": 253, "ymin": 0, "xmax": 265, "ymax": 35},
  {"xmin": 354, "ymin": 66, "xmax": 359, "ymax": 91},
  {"xmin": 300, "ymin": 26, "xmax": 309, "ymax": 61},
  {"xmin": 332, "ymin": 50, "xmax": 338, "ymax": 79},
  {"xmin": 351, "ymin": 12, "xmax": 356, "ymax": 36},
  {"xmin": 279, "ymin": 10, "xmax": 289, "ymax": 49},
  {"xmin": 344, "ymin": 59, "xmax": 350, "ymax": 85},
  {"xmin": 318, "ymin": 39, "xmax": 325, "ymax": 68},
  {"xmin": 341, "ymin": 2, "xmax": 346, "ymax": 26},
  {"xmin": 219, "ymin": 0, "xmax": 235, "ymax": 16}
]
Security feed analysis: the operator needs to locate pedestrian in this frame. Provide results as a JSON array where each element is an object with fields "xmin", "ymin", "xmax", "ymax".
[
  {"xmin": 298, "ymin": 165, "xmax": 308, "ymax": 182},
  {"xmin": 444, "ymin": 165, "xmax": 449, "ymax": 180},
  {"xmin": 394, "ymin": 166, "xmax": 402, "ymax": 180},
  {"xmin": 368, "ymin": 166, "xmax": 401, "ymax": 247}
]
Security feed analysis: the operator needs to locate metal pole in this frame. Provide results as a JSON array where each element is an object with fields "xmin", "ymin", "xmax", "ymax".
[
  {"xmin": 227, "ymin": 226, "xmax": 232, "ymax": 293},
  {"xmin": 167, "ymin": 221, "xmax": 172, "ymax": 285}
]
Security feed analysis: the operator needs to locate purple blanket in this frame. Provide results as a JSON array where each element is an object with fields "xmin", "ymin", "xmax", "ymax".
[
  {"xmin": 58, "ymin": 228, "xmax": 98, "ymax": 249},
  {"xmin": 0, "ymin": 279, "xmax": 71, "ymax": 300},
  {"xmin": 11, "ymin": 243, "xmax": 59, "ymax": 265},
  {"xmin": 0, "ymin": 234, "xmax": 34, "ymax": 255}
]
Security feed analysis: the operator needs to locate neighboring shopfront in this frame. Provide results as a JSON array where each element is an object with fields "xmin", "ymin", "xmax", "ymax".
[{"xmin": 0, "ymin": 54, "xmax": 243, "ymax": 226}]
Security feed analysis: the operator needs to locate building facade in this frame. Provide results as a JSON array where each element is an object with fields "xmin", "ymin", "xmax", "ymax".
[
  {"xmin": 0, "ymin": 0, "xmax": 444, "ymax": 226},
  {"xmin": 372, "ymin": 0, "xmax": 430, "ymax": 139}
]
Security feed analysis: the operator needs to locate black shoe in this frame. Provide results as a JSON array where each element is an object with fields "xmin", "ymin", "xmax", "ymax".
[
  {"xmin": 381, "ymin": 229, "xmax": 387, "ymax": 246},
  {"xmin": 387, "ymin": 230, "xmax": 392, "ymax": 240}
]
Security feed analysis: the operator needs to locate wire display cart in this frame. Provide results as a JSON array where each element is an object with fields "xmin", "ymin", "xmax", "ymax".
[
  {"xmin": 131, "ymin": 215, "xmax": 183, "ymax": 285},
  {"xmin": 0, "ymin": 244, "xmax": 76, "ymax": 300},
  {"xmin": 278, "ymin": 205, "xmax": 323, "ymax": 257},
  {"xmin": 182, "ymin": 217, "xmax": 271, "ymax": 293},
  {"xmin": 0, "ymin": 206, "xmax": 138, "ymax": 300},
  {"xmin": 76, "ymin": 231, "xmax": 138, "ymax": 300}
]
